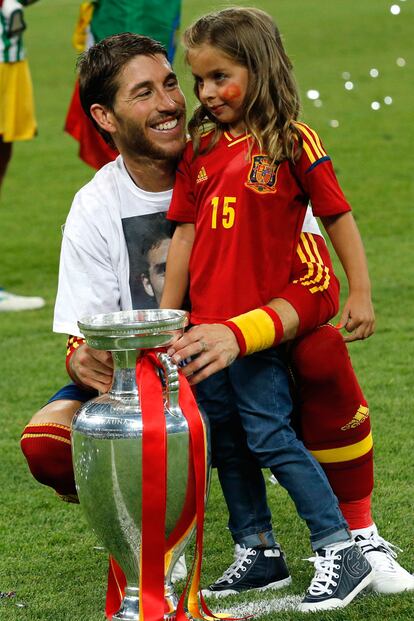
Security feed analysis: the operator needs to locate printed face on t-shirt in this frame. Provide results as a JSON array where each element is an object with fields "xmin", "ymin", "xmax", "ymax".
[
  {"xmin": 141, "ymin": 237, "xmax": 170, "ymax": 305},
  {"xmin": 122, "ymin": 212, "xmax": 173, "ymax": 309}
]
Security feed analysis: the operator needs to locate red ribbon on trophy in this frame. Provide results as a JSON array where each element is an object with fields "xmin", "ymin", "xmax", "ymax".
[{"xmin": 105, "ymin": 350, "xmax": 216, "ymax": 621}]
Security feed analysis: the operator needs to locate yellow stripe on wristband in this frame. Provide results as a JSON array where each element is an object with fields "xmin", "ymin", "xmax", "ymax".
[{"xmin": 231, "ymin": 308, "xmax": 276, "ymax": 355}]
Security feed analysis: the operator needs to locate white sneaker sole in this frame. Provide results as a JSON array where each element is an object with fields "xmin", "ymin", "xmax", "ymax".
[
  {"xmin": 0, "ymin": 296, "xmax": 45, "ymax": 311},
  {"xmin": 201, "ymin": 576, "xmax": 292, "ymax": 599},
  {"xmin": 297, "ymin": 570, "xmax": 373, "ymax": 612},
  {"xmin": 371, "ymin": 578, "xmax": 414, "ymax": 594}
]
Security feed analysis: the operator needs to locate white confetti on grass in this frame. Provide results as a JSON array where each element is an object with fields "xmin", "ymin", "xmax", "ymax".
[
  {"xmin": 306, "ymin": 89, "xmax": 320, "ymax": 100},
  {"xmin": 390, "ymin": 4, "xmax": 401, "ymax": 14}
]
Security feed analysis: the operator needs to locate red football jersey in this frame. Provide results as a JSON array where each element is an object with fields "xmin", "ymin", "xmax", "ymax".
[{"xmin": 168, "ymin": 123, "xmax": 351, "ymax": 323}]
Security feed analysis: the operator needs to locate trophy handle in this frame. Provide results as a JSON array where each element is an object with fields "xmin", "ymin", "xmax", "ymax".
[{"xmin": 157, "ymin": 352, "xmax": 180, "ymax": 414}]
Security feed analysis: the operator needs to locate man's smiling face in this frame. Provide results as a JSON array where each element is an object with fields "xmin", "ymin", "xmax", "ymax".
[{"xmin": 111, "ymin": 53, "xmax": 186, "ymax": 160}]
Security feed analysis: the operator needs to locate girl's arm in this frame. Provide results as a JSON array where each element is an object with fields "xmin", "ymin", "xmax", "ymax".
[
  {"xmin": 160, "ymin": 222, "xmax": 195, "ymax": 309},
  {"xmin": 321, "ymin": 211, "xmax": 375, "ymax": 342}
]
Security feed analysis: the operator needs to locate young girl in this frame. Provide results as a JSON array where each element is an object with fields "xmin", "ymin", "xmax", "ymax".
[{"xmin": 160, "ymin": 7, "xmax": 376, "ymax": 612}]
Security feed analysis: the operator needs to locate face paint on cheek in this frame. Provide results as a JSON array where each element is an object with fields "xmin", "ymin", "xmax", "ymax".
[{"xmin": 222, "ymin": 83, "xmax": 242, "ymax": 101}]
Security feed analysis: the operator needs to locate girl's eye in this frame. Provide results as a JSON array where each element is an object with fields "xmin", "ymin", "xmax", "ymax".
[{"xmin": 214, "ymin": 73, "xmax": 226, "ymax": 82}]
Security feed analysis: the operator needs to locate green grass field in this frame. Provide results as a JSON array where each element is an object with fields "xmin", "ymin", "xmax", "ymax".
[{"xmin": 1, "ymin": 0, "xmax": 413, "ymax": 619}]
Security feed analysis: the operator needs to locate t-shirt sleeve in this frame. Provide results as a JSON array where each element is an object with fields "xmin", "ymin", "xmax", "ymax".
[
  {"xmin": 53, "ymin": 193, "xmax": 121, "ymax": 337},
  {"xmin": 167, "ymin": 143, "xmax": 196, "ymax": 223},
  {"xmin": 293, "ymin": 122, "xmax": 351, "ymax": 218}
]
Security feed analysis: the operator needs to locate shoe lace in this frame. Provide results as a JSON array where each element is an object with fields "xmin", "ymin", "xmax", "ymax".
[
  {"xmin": 216, "ymin": 547, "xmax": 256, "ymax": 583},
  {"xmin": 357, "ymin": 532, "xmax": 403, "ymax": 571},
  {"xmin": 304, "ymin": 549, "xmax": 341, "ymax": 596}
]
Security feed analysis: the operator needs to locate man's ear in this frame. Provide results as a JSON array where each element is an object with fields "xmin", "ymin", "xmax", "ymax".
[
  {"xmin": 90, "ymin": 103, "xmax": 116, "ymax": 133},
  {"xmin": 141, "ymin": 273, "xmax": 155, "ymax": 298}
]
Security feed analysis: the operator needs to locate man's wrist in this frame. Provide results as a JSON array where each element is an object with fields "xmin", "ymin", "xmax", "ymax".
[
  {"xmin": 222, "ymin": 306, "xmax": 284, "ymax": 357},
  {"xmin": 66, "ymin": 336, "xmax": 85, "ymax": 385}
]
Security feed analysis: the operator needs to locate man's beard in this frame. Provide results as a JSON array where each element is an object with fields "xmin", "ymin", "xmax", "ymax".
[{"xmin": 118, "ymin": 117, "xmax": 184, "ymax": 161}]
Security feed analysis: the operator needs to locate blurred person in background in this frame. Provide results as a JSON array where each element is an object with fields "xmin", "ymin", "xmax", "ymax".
[
  {"xmin": 0, "ymin": 0, "xmax": 44, "ymax": 311},
  {"xmin": 65, "ymin": 0, "xmax": 182, "ymax": 170}
]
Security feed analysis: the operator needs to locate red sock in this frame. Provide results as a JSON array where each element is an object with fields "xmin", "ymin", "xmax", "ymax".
[
  {"xmin": 340, "ymin": 494, "xmax": 373, "ymax": 530},
  {"xmin": 21, "ymin": 423, "xmax": 77, "ymax": 499}
]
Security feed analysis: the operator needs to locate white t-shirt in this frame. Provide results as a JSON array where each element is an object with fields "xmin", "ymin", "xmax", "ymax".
[
  {"xmin": 53, "ymin": 155, "xmax": 322, "ymax": 337},
  {"xmin": 53, "ymin": 156, "xmax": 172, "ymax": 337}
]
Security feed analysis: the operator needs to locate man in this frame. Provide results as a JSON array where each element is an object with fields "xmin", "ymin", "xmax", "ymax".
[{"xmin": 21, "ymin": 33, "xmax": 413, "ymax": 601}]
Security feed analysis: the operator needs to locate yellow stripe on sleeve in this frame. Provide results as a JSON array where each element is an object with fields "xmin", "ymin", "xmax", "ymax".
[
  {"xmin": 310, "ymin": 432, "xmax": 373, "ymax": 464},
  {"xmin": 300, "ymin": 140, "xmax": 316, "ymax": 164},
  {"xmin": 301, "ymin": 233, "xmax": 324, "ymax": 284},
  {"xmin": 296, "ymin": 122, "xmax": 327, "ymax": 160},
  {"xmin": 295, "ymin": 237, "xmax": 316, "ymax": 282},
  {"xmin": 294, "ymin": 234, "xmax": 331, "ymax": 293}
]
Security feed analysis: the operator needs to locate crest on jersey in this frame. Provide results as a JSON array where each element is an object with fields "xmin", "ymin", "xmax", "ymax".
[{"xmin": 245, "ymin": 155, "xmax": 279, "ymax": 194}]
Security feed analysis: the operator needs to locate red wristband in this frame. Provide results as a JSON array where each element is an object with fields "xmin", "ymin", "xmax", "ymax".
[
  {"xmin": 262, "ymin": 306, "xmax": 284, "ymax": 347},
  {"xmin": 66, "ymin": 335, "xmax": 85, "ymax": 382}
]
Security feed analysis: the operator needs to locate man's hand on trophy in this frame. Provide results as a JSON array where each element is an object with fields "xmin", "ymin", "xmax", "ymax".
[
  {"xmin": 167, "ymin": 323, "xmax": 240, "ymax": 385},
  {"xmin": 70, "ymin": 344, "xmax": 114, "ymax": 393}
]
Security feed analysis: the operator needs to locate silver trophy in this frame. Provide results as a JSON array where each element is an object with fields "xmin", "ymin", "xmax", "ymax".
[{"xmin": 72, "ymin": 309, "xmax": 205, "ymax": 621}]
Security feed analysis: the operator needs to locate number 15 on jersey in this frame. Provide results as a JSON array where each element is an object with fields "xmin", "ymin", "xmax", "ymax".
[{"xmin": 211, "ymin": 196, "xmax": 236, "ymax": 230}]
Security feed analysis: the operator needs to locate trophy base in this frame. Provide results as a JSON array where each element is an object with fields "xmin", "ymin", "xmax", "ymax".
[{"xmin": 112, "ymin": 584, "xmax": 178, "ymax": 621}]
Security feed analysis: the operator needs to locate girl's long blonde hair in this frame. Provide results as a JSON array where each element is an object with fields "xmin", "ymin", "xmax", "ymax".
[{"xmin": 184, "ymin": 7, "xmax": 302, "ymax": 163}]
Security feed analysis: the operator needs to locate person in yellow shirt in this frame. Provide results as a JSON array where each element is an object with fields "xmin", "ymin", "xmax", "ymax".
[{"xmin": 0, "ymin": 0, "xmax": 44, "ymax": 312}]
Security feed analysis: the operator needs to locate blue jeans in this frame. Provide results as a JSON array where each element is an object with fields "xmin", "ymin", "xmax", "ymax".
[{"xmin": 196, "ymin": 348, "xmax": 350, "ymax": 551}]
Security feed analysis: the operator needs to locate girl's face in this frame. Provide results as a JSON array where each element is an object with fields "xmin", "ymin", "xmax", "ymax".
[{"xmin": 187, "ymin": 44, "xmax": 249, "ymax": 136}]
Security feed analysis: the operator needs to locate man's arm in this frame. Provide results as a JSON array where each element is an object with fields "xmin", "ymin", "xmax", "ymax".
[
  {"xmin": 54, "ymin": 188, "xmax": 122, "ymax": 389},
  {"xmin": 166, "ymin": 299, "xmax": 299, "ymax": 385}
]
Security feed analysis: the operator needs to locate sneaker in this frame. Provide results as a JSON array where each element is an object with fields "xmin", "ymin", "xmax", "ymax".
[
  {"xmin": 202, "ymin": 544, "xmax": 291, "ymax": 598},
  {"xmin": 355, "ymin": 530, "xmax": 414, "ymax": 594},
  {"xmin": 0, "ymin": 288, "xmax": 45, "ymax": 312},
  {"xmin": 298, "ymin": 541, "xmax": 373, "ymax": 612}
]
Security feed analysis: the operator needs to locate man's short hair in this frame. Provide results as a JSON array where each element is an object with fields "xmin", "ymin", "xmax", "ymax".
[
  {"xmin": 77, "ymin": 32, "xmax": 168, "ymax": 145},
  {"xmin": 141, "ymin": 213, "xmax": 174, "ymax": 272}
]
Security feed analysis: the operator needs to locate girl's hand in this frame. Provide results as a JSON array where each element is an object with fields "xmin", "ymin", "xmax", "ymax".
[
  {"xmin": 167, "ymin": 323, "xmax": 240, "ymax": 384},
  {"xmin": 337, "ymin": 291, "xmax": 375, "ymax": 342}
]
